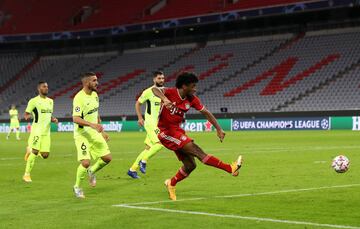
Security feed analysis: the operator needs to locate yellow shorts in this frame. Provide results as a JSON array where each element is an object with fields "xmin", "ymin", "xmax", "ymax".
[
  {"xmin": 10, "ymin": 121, "xmax": 20, "ymax": 129},
  {"xmin": 75, "ymin": 131, "xmax": 110, "ymax": 161},
  {"xmin": 144, "ymin": 121, "xmax": 160, "ymax": 147},
  {"xmin": 28, "ymin": 133, "xmax": 51, "ymax": 152}
]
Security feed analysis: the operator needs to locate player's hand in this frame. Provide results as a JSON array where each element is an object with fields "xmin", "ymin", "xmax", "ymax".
[
  {"xmin": 51, "ymin": 117, "xmax": 58, "ymax": 124},
  {"xmin": 138, "ymin": 118, "xmax": 145, "ymax": 127},
  {"xmin": 163, "ymin": 98, "xmax": 174, "ymax": 110},
  {"xmin": 102, "ymin": 131, "xmax": 110, "ymax": 142},
  {"xmin": 91, "ymin": 123, "xmax": 104, "ymax": 133},
  {"xmin": 217, "ymin": 129, "xmax": 226, "ymax": 142}
]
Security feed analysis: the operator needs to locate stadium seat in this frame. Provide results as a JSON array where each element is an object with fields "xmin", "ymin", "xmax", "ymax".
[{"xmin": 1, "ymin": 28, "xmax": 360, "ymax": 118}]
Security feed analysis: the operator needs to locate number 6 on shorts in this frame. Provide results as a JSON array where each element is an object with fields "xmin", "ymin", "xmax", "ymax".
[{"xmin": 75, "ymin": 137, "xmax": 90, "ymax": 161}]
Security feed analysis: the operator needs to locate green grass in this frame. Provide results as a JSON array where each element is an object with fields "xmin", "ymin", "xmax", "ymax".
[{"xmin": 1, "ymin": 131, "xmax": 360, "ymax": 229}]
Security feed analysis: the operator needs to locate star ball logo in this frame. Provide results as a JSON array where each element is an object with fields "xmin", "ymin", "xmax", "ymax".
[
  {"xmin": 321, "ymin": 119, "xmax": 329, "ymax": 130},
  {"xmin": 232, "ymin": 120, "xmax": 240, "ymax": 130}
]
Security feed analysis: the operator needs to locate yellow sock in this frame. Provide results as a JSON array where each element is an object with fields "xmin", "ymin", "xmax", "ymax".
[
  {"xmin": 25, "ymin": 153, "xmax": 37, "ymax": 174},
  {"xmin": 90, "ymin": 158, "xmax": 107, "ymax": 174},
  {"xmin": 142, "ymin": 143, "xmax": 163, "ymax": 161},
  {"xmin": 75, "ymin": 164, "xmax": 87, "ymax": 188},
  {"xmin": 130, "ymin": 149, "xmax": 148, "ymax": 171}
]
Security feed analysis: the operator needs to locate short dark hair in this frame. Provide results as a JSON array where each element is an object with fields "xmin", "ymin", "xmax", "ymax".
[
  {"xmin": 153, "ymin": 71, "xmax": 164, "ymax": 78},
  {"xmin": 175, "ymin": 72, "xmax": 198, "ymax": 89},
  {"xmin": 38, "ymin": 81, "xmax": 47, "ymax": 85},
  {"xmin": 80, "ymin": 72, "xmax": 96, "ymax": 80}
]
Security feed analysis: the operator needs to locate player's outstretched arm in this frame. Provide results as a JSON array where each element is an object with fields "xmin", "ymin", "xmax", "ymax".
[
  {"xmin": 73, "ymin": 116, "xmax": 104, "ymax": 133},
  {"xmin": 152, "ymin": 87, "xmax": 174, "ymax": 110},
  {"xmin": 200, "ymin": 108, "xmax": 226, "ymax": 142}
]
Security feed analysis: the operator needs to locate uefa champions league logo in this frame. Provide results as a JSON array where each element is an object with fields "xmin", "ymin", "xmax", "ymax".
[
  {"xmin": 321, "ymin": 119, "xmax": 329, "ymax": 130},
  {"xmin": 231, "ymin": 118, "xmax": 330, "ymax": 131}
]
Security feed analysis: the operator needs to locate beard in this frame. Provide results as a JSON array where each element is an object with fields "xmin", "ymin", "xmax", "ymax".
[
  {"xmin": 90, "ymin": 85, "xmax": 98, "ymax": 92},
  {"xmin": 155, "ymin": 83, "xmax": 164, "ymax": 87}
]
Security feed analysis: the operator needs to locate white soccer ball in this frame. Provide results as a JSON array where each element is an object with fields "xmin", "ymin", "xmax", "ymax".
[{"xmin": 331, "ymin": 155, "xmax": 350, "ymax": 173}]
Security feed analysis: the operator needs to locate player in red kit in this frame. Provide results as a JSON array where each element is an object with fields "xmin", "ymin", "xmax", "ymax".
[{"xmin": 152, "ymin": 72, "xmax": 243, "ymax": 200}]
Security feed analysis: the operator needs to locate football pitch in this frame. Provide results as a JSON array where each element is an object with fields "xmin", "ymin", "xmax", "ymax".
[{"xmin": 1, "ymin": 131, "xmax": 359, "ymax": 229}]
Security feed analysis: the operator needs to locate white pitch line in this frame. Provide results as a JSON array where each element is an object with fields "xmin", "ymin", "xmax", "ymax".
[
  {"xmin": 116, "ymin": 205, "xmax": 360, "ymax": 229},
  {"xmin": 116, "ymin": 197, "xmax": 207, "ymax": 206},
  {"xmin": 216, "ymin": 184, "xmax": 360, "ymax": 199},
  {"xmin": 115, "ymin": 183, "xmax": 360, "ymax": 206},
  {"xmin": 314, "ymin": 161, "xmax": 327, "ymax": 164}
]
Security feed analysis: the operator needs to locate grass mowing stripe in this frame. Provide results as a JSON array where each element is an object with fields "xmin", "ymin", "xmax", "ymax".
[
  {"xmin": 114, "ymin": 184, "xmax": 360, "ymax": 206},
  {"xmin": 115, "ymin": 205, "xmax": 360, "ymax": 229}
]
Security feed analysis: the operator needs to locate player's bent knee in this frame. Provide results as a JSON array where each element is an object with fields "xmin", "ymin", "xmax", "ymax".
[
  {"xmin": 184, "ymin": 163, "xmax": 196, "ymax": 173},
  {"xmin": 103, "ymin": 158, "xmax": 112, "ymax": 164},
  {"xmin": 101, "ymin": 154, "xmax": 112, "ymax": 163},
  {"xmin": 81, "ymin": 160, "xmax": 91, "ymax": 168},
  {"xmin": 32, "ymin": 149, "xmax": 39, "ymax": 155},
  {"xmin": 41, "ymin": 152, "xmax": 49, "ymax": 159},
  {"xmin": 189, "ymin": 163, "xmax": 196, "ymax": 172}
]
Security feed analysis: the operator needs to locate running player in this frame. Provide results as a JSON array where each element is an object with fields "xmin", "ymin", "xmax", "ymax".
[
  {"xmin": 152, "ymin": 72, "xmax": 243, "ymax": 200},
  {"xmin": 127, "ymin": 71, "xmax": 165, "ymax": 178},
  {"xmin": 23, "ymin": 82, "xmax": 58, "ymax": 182},
  {"xmin": 72, "ymin": 72, "xmax": 112, "ymax": 199},
  {"xmin": 7, "ymin": 104, "xmax": 21, "ymax": 140}
]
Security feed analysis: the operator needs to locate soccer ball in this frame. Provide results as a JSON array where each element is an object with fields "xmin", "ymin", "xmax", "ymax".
[{"xmin": 331, "ymin": 155, "xmax": 350, "ymax": 173}]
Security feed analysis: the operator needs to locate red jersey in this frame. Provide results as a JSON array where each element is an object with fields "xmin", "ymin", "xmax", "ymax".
[{"xmin": 158, "ymin": 87, "xmax": 204, "ymax": 130}]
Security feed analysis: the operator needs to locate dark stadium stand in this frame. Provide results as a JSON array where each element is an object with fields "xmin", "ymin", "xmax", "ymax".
[
  {"xmin": 1, "ymin": 26, "xmax": 360, "ymax": 118},
  {"xmin": 144, "ymin": 0, "xmax": 315, "ymax": 22},
  {"xmin": 223, "ymin": 0, "xmax": 314, "ymax": 11},
  {"xmin": 0, "ymin": 0, "xmax": 315, "ymax": 34},
  {"xmin": 71, "ymin": 0, "xmax": 157, "ymax": 30},
  {"xmin": 0, "ymin": 0, "xmax": 92, "ymax": 34}
]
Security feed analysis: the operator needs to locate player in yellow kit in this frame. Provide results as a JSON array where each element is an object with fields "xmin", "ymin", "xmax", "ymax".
[
  {"xmin": 23, "ymin": 81, "xmax": 58, "ymax": 183},
  {"xmin": 127, "ymin": 71, "xmax": 165, "ymax": 178},
  {"xmin": 72, "ymin": 72, "xmax": 112, "ymax": 198},
  {"xmin": 7, "ymin": 104, "xmax": 21, "ymax": 140}
]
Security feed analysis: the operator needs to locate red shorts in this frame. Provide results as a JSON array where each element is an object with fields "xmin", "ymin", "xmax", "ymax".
[{"xmin": 158, "ymin": 128, "xmax": 192, "ymax": 161}]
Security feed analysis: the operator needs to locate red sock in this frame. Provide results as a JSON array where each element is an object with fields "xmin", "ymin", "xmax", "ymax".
[
  {"xmin": 202, "ymin": 154, "xmax": 232, "ymax": 173},
  {"xmin": 170, "ymin": 167, "xmax": 188, "ymax": 186}
]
